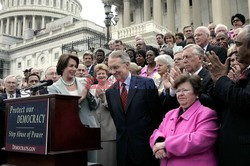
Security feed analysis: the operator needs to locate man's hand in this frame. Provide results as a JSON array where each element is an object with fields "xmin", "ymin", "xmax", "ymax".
[{"xmin": 205, "ymin": 51, "xmax": 228, "ymax": 81}]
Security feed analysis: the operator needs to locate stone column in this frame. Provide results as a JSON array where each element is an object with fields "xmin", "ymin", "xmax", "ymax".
[
  {"xmin": 249, "ymin": 0, "xmax": 250, "ymax": 21},
  {"xmin": 10, "ymin": 19, "xmax": 14, "ymax": 35},
  {"xmin": 22, "ymin": 15, "xmax": 26, "ymax": 35},
  {"xmin": 167, "ymin": 0, "xmax": 175, "ymax": 32},
  {"xmin": 144, "ymin": 0, "xmax": 151, "ymax": 21},
  {"xmin": 211, "ymin": 0, "xmax": 223, "ymax": 24},
  {"xmin": 153, "ymin": 0, "xmax": 162, "ymax": 25},
  {"xmin": 32, "ymin": 15, "xmax": 36, "ymax": 30},
  {"xmin": 42, "ymin": 16, "xmax": 45, "ymax": 28},
  {"xmin": 123, "ymin": 0, "xmax": 130, "ymax": 27},
  {"xmin": 180, "ymin": 0, "xmax": 190, "ymax": 28},
  {"xmin": 6, "ymin": 17, "xmax": 9, "ymax": 35},
  {"xmin": 222, "ymin": 0, "xmax": 230, "ymax": 27},
  {"xmin": 17, "ymin": 20, "xmax": 21, "ymax": 37},
  {"xmin": 14, "ymin": 16, "xmax": 17, "ymax": 36},
  {"xmin": 192, "ymin": 0, "xmax": 201, "ymax": 29},
  {"xmin": 0, "ymin": 19, "xmax": 3, "ymax": 34}
]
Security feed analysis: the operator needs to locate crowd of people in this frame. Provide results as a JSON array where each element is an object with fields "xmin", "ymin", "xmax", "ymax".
[{"xmin": 0, "ymin": 12, "xmax": 250, "ymax": 166}]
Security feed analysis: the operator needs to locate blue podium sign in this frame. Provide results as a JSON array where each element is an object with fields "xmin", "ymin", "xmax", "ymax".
[{"xmin": 5, "ymin": 98, "xmax": 49, "ymax": 154}]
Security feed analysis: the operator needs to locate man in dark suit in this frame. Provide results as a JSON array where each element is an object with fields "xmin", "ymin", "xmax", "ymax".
[
  {"xmin": 106, "ymin": 51, "xmax": 162, "ymax": 166},
  {"xmin": 0, "ymin": 75, "xmax": 21, "ymax": 164},
  {"xmin": 156, "ymin": 33, "xmax": 168, "ymax": 51},
  {"xmin": 177, "ymin": 25, "xmax": 194, "ymax": 48},
  {"xmin": 83, "ymin": 52, "xmax": 95, "ymax": 76},
  {"xmin": 206, "ymin": 25, "xmax": 250, "ymax": 166},
  {"xmin": 194, "ymin": 26, "xmax": 227, "ymax": 64},
  {"xmin": 162, "ymin": 44, "xmax": 214, "ymax": 112}
]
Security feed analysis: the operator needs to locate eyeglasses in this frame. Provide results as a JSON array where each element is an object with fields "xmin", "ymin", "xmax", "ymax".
[
  {"xmin": 176, "ymin": 88, "xmax": 192, "ymax": 94},
  {"xmin": 234, "ymin": 41, "xmax": 243, "ymax": 47},
  {"xmin": 216, "ymin": 37, "xmax": 226, "ymax": 42},
  {"xmin": 232, "ymin": 19, "xmax": 240, "ymax": 23}
]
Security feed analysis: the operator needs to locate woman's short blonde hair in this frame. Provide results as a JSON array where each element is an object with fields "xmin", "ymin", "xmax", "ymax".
[{"xmin": 94, "ymin": 64, "xmax": 109, "ymax": 77}]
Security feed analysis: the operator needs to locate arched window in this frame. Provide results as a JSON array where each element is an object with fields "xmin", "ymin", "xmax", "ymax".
[
  {"xmin": 71, "ymin": 4, "xmax": 73, "ymax": 12},
  {"xmin": 31, "ymin": 0, "xmax": 34, "ymax": 5},
  {"xmin": 53, "ymin": 0, "xmax": 56, "ymax": 7},
  {"xmin": 24, "ymin": 0, "xmax": 26, "ymax": 5},
  {"xmin": 46, "ymin": 0, "xmax": 49, "ymax": 6},
  {"xmin": 38, "ymin": 0, "xmax": 42, "ymax": 5}
]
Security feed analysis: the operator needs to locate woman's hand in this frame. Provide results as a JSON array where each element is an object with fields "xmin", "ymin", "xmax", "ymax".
[
  {"xmin": 167, "ymin": 42, "xmax": 174, "ymax": 49},
  {"xmin": 96, "ymin": 88, "xmax": 106, "ymax": 103},
  {"xmin": 153, "ymin": 142, "xmax": 167, "ymax": 159},
  {"xmin": 155, "ymin": 149, "xmax": 167, "ymax": 159},
  {"xmin": 162, "ymin": 72, "xmax": 171, "ymax": 89},
  {"xmin": 79, "ymin": 86, "xmax": 88, "ymax": 103}
]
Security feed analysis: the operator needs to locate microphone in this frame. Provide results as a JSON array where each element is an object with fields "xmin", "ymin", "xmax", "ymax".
[{"xmin": 27, "ymin": 80, "xmax": 53, "ymax": 91}]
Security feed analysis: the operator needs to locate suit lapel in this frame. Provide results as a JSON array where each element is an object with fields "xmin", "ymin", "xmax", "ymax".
[
  {"xmin": 126, "ymin": 76, "xmax": 137, "ymax": 111},
  {"xmin": 205, "ymin": 44, "xmax": 212, "ymax": 52}
]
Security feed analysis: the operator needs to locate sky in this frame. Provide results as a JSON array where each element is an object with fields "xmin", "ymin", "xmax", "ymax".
[
  {"xmin": 0, "ymin": 0, "xmax": 114, "ymax": 27},
  {"xmin": 80, "ymin": 0, "xmax": 105, "ymax": 26}
]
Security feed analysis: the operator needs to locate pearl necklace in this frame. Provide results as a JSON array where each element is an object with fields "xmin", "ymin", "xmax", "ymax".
[{"xmin": 61, "ymin": 77, "xmax": 75, "ymax": 86}]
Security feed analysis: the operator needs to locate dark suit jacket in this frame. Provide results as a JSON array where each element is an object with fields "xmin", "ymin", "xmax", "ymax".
[
  {"xmin": 177, "ymin": 40, "xmax": 186, "ymax": 48},
  {"xmin": 0, "ymin": 91, "xmax": 21, "ymax": 164},
  {"xmin": 162, "ymin": 68, "xmax": 215, "ymax": 113},
  {"xmin": 0, "ymin": 96, "xmax": 6, "ymax": 165},
  {"xmin": 206, "ymin": 44, "xmax": 227, "ymax": 64},
  {"xmin": 88, "ymin": 64, "xmax": 95, "ymax": 77},
  {"xmin": 106, "ymin": 75, "xmax": 162, "ymax": 166},
  {"xmin": 212, "ymin": 68, "xmax": 250, "ymax": 166}
]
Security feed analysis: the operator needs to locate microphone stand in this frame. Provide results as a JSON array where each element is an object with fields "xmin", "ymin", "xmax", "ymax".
[{"xmin": 30, "ymin": 87, "xmax": 40, "ymax": 96}]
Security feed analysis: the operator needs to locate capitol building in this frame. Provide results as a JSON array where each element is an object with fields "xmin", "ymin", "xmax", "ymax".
[
  {"xmin": 0, "ymin": 0, "xmax": 105, "ymax": 78},
  {"xmin": 0, "ymin": 0, "xmax": 249, "ymax": 79}
]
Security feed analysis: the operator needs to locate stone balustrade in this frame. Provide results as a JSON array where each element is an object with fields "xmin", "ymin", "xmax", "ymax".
[{"xmin": 112, "ymin": 20, "xmax": 169, "ymax": 40}]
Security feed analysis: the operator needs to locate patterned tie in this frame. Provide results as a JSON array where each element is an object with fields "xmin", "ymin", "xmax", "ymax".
[
  {"xmin": 120, "ymin": 83, "xmax": 127, "ymax": 113},
  {"xmin": 9, "ymin": 94, "xmax": 14, "ymax": 98}
]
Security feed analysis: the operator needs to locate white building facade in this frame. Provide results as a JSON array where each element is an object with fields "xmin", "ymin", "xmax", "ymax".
[
  {"xmin": 0, "ymin": 0, "xmax": 105, "ymax": 78},
  {"xmin": 104, "ymin": 0, "xmax": 250, "ymax": 46}
]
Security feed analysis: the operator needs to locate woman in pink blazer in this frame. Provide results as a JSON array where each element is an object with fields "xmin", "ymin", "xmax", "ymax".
[{"xmin": 150, "ymin": 74, "xmax": 218, "ymax": 166}]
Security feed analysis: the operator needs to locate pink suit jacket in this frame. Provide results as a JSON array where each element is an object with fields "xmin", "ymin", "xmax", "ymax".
[{"xmin": 150, "ymin": 100, "xmax": 218, "ymax": 166}]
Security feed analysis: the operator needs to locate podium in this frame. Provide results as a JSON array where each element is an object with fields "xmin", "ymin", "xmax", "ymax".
[{"xmin": 3, "ymin": 94, "xmax": 101, "ymax": 166}]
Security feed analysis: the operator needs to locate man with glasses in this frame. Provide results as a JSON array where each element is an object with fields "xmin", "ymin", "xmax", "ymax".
[
  {"xmin": 45, "ymin": 66, "xmax": 59, "ymax": 83},
  {"xmin": 194, "ymin": 26, "xmax": 227, "ymax": 64}
]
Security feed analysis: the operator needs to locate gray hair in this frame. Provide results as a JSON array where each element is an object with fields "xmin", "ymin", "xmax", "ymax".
[
  {"xmin": 4, "ymin": 75, "xmax": 17, "ymax": 84},
  {"xmin": 45, "ymin": 66, "xmax": 56, "ymax": 75},
  {"xmin": 155, "ymin": 54, "xmax": 174, "ymax": 69},
  {"xmin": 195, "ymin": 26, "xmax": 210, "ymax": 37},
  {"xmin": 109, "ymin": 50, "xmax": 131, "ymax": 63},
  {"xmin": 183, "ymin": 44, "xmax": 204, "ymax": 57},
  {"xmin": 243, "ymin": 25, "xmax": 250, "ymax": 48},
  {"xmin": 215, "ymin": 24, "xmax": 228, "ymax": 34}
]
